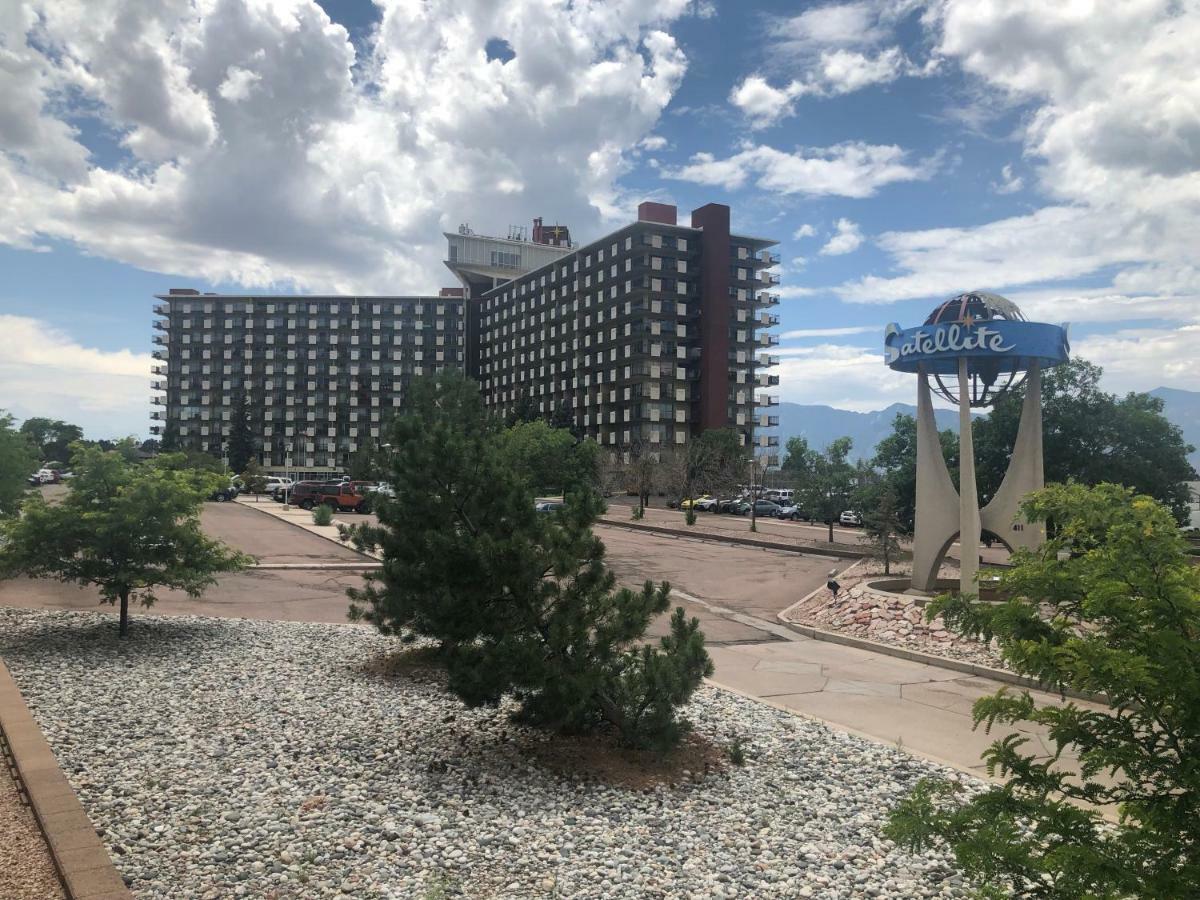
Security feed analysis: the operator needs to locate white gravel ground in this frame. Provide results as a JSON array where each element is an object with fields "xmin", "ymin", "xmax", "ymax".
[{"xmin": 0, "ymin": 608, "xmax": 977, "ymax": 899}]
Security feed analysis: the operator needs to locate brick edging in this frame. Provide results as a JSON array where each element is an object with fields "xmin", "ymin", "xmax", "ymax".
[
  {"xmin": 597, "ymin": 518, "xmax": 867, "ymax": 560},
  {"xmin": 0, "ymin": 660, "xmax": 131, "ymax": 899}
]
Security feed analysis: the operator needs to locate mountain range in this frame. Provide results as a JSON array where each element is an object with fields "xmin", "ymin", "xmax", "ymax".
[{"xmin": 776, "ymin": 387, "xmax": 1200, "ymax": 472}]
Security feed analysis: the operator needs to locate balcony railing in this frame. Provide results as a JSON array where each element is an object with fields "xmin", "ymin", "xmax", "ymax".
[
  {"xmin": 755, "ymin": 292, "xmax": 779, "ymax": 307},
  {"xmin": 755, "ymin": 373, "xmax": 780, "ymax": 387},
  {"xmin": 151, "ymin": 380, "xmax": 166, "ymax": 391},
  {"xmin": 758, "ymin": 415, "xmax": 780, "ymax": 428},
  {"xmin": 757, "ymin": 354, "xmax": 780, "ymax": 367},
  {"xmin": 151, "ymin": 365, "xmax": 166, "ymax": 375},
  {"xmin": 760, "ymin": 272, "xmax": 781, "ymax": 286},
  {"xmin": 153, "ymin": 303, "xmax": 168, "ymax": 315},
  {"xmin": 757, "ymin": 434, "xmax": 780, "ymax": 447},
  {"xmin": 151, "ymin": 396, "xmax": 165, "ymax": 406},
  {"xmin": 150, "ymin": 411, "xmax": 163, "ymax": 421},
  {"xmin": 152, "ymin": 334, "xmax": 167, "ymax": 345},
  {"xmin": 152, "ymin": 319, "xmax": 168, "ymax": 331},
  {"xmin": 151, "ymin": 350, "xmax": 165, "ymax": 360},
  {"xmin": 761, "ymin": 251, "xmax": 781, "ymax": 265},
  {"xmin": 759, "ymin": 333, "xmax": 780, "ymax": 347},
  {"xmin": 756, "ymin": 394, "xmax": 780, "ymax": 407},
  {"xmin": 149, "ymin": 425, "xmax": 162, "ymax": 435},
  {"xmin": 759, "ymin": 313, "xmax": 780, "ymax": 327}
]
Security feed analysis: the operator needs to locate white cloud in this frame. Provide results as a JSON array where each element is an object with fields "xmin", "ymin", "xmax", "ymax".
[
  {"xmin": 775, "ymin": 342, "xmax": 914, "ymax": 411},
  {"xmin": 793, "ymin": 223, "xmax": 817, "ymax": 239},
  {"xmin": 819, "ymin": 217, "xmax": 864, "ymax": 255},
  {"xmin": 730, "ymin": 2, "xmax": 938, "ymax": 127},
  {"xmin": 781, "ymin": 325, "xmax": 880, "ymax": 339},
  {"xmin": 0, "ymin": 0, "xmax": 696, "ymax": 293},
  {"xmin": 838, "ymin": 1, "xmax": 1200, "ymax": 350},
  {"xmin": 990, "ymin": 163, "xmax": 1023, "ymax": 194},
  {"xmin": 0, "ymin": 315, "xmax": 152, "ymax": 438},
  {"xmin": 1074, "ymin": 326, "xmax": 1200, "ymax": 393},
  {"xmin": 639, "ymin": 134, "xmax": 668, "ymax": 151},
  {"xmin": 664, "ymin": 141, "xmax": 935, "ymax": 198}
]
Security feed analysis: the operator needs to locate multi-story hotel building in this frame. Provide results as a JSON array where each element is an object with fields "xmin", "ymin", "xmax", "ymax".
[
  {"xmin": 467, "ymin": 202, "xmax": 781, "ymax": 457},
  {"xmin": 150, "ymin": 201, "xmax": 780, "ymax": 472},
  {"xmin": 150, "ymin": 289, "xmax": 465, "ymax": 474}
]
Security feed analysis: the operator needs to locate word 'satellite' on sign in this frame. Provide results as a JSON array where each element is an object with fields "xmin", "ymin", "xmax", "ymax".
[{"xmin": 883, "ymin": 319, "xmax": 1070, "ymax": 375}]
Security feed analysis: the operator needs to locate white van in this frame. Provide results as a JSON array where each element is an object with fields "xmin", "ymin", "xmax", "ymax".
[{"xmin": 765, "ymin": 488, "xmax": 795, "ymax": 504}]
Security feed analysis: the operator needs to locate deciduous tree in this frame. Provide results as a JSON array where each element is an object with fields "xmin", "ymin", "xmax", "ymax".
[
  {"xmin": 799, "ymin": 437, "xmax": 856, "ymax": 542},
  {"xmin": 0, "ymin": 448, "xmax": 250, "ymax": 637},
  {"xmin": 18, "ymin": 417, "xmax": 83, "ymax": 464},
  {"xmin": 0, "ymin": 412, "xmax": 37, "ymax": 518},
  {"xmin": 860, "ymin": 484, "xmax": 905, "ymax": 575},
  {"xmin": 887, "ymin": 482, "xmax": 1200, "ymax": 897}
]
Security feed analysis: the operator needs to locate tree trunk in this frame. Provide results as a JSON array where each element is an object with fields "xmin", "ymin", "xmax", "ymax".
[
  {"xmin": 119, "ymin": 590, "xmax": 130, "ymax": 638},
  {"xmin": 828, "ymin": 519, "xmax": 834, "ymax": 543}
]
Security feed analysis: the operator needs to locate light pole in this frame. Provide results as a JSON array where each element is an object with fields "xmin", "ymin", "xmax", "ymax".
[{"xmin": 748, "ymin": 453, "xmax": 758, "ymax": 533}]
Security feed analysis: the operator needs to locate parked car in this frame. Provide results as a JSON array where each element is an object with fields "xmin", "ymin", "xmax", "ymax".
[
  {"xmin": 717, "ymin": 497, "xmax": 745, "ymax": 514},
  {"xmin": 763, "ymin": 489, "xmax": 796, "ymax": 505},
  {"xmin": 209, "ymin": 480, "xmax": 240, "ymax": 502},
  {"xmin": 777, "ymin": 503, "xmax": 808, "ymax": 521},
  {"xmin": 693, "ymin": 496, "xmax": 720, "ymax": 512},
  {"xmin": 289, "ymin": 481, "xmax": 370, "ymax": 512},
  {"xmin": 264, "ymin": 477, "xmax": 293, "ymax": 499},
  {"xmin": 535, "ymin": 500, "xmax": 565, "ymax": 514},
  {"xmin": 679, "ymin": 494, "xmax": 712, "ymax": 510},
  {"xmin": 732, "ymin": 499, "xmax": 781, "ymax": 517},
  {"xmin": 839, "ymin": 510, "xmax": 864, "ymax": 527}
]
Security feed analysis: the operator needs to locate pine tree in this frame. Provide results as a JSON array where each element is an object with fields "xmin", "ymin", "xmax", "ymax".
[
  {"xmin": 342, "ymin": 372, "xmax": 712, "ymax": 749},
  {"xmin": 227, "ymin": 393, "xmax": 255, "ymax": 473},
  {"xmin": 241, "ymin": 459, "xmax": 268, "ymax": 500}
]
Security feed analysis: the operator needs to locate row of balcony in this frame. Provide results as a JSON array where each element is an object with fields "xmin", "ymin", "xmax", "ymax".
[{"xmin": 757, "ymin": 394, "xmax": 780, "ymax": 407}]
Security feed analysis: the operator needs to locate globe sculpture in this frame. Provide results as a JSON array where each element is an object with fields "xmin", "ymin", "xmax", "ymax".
[{"xmin": 884, "ymin": 291, "xmax": 1070, "ymax": 594}]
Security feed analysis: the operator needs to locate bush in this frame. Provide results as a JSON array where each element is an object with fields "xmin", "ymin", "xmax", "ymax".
[
  {"xmin": 343, "ymin": 373, "xmax": 713, "ymax": 750},
  {"xmin": 312, "ymin": 504, "xmax": 334, "ymax": 526},
  {"xmin": 685, "ymin": 508, "xmax": 697, "ymax": 526},
  {"xmin": 886, "ymin": 482, "xmax": 1200, "ymax": 897},
  {"xmin": 729, "ymin": 737, "xmax": 746, "ymax": 767},
  {"xmin": 631, "ymin": 505, "xmax": 644, "ymax": 520}
]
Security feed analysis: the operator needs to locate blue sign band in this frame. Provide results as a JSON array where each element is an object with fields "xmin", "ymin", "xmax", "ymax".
[{"xmin": 883, "ymin": 320, "xmax": 1069, "ymax": 374}]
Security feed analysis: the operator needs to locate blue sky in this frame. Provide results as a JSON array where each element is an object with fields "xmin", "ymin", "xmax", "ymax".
[{"xmin": 1, "ymin": 0, "xmax": 1198, "ymax": 437}]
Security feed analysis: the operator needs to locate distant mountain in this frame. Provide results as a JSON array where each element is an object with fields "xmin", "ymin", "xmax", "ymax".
[
  {"xmin": 778, "ymin": 386, "xmax": 1200, "ymax": 470},
  {"xmin": 1149, "ymin": 387, "xmax": 1200, "ymax": 472},
  {"xmin": 775, "ymin": 402, "xmax": 963, "ymax": 463}
]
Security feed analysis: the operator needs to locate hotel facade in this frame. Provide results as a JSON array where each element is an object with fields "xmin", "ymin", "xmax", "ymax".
[{"xmin": 152, "ymin": 201, "xmax": 779, "ymax": 473}]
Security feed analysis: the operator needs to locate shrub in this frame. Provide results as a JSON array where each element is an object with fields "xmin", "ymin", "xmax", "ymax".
[
  {"xmin": 685, "ymin": 507, "xmax": 697, "ymax": 526},
  {"xmin": 886, "ymin": 482, "xmax": 1200, "ymax": 898},
  {"xmin": 729, "ymin": 737, "xmax": 746, "ymax": 767},
  {"xmin": 312, "ymin": 504, "xmax": 334, "ymax": 526}
]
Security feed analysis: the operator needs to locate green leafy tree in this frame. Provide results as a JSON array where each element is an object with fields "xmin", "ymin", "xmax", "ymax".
[
  {"xmin": 159, "ymin": 419, "xmax": 180, "ymax": 452},
  {"xmin": 799, "ymin": 437, "xmax": 857, "ymax": 542},
  {"xmin": 226, "ymin": 394, "xmax": 255, "ymax": 474},
  {"xmin": 504, "ymin": 390, "xmax": 539, "ymax": 428},
  {"xmin": 0, "ymin": 412, "xmax": 37, "ymax": 518},
  {"xmin": 870, "ymin": 413, "xmax": 959, "ymax": 530},
  {"xmin": 621, "ymin": 438, "xmax": 662, "ymax": 516},
  {"xmin": 153, "ymin": 449, "xmax": 226, "ymax": 475},
  {"xmin": 241, "ymin": 459, "xmax": 268, "ymax": 500},
  {"xmin": 19, "ymin": 417, "xmax": 83, "ymax": 463},
  {"xmin": 974, "ymin": 358, "xmax": 1196, "ymax": 521},
  {"xmin": 342, "ymin": 372, "xmax": 712, "ymax": 750},
  {"xmin": 859, "ymin": 484, "xmax": 906, "ymax": 574},
  {"xmin": 498, "ymin": 420, "xmax": 599, "ymax": 497},
  {"xmin": 0, "ymin": 447, "xmax": 250, "ymax": 637},
  {"xmin": 886, "ymin": 482, "xmax": 1200, "ymax": 898}
]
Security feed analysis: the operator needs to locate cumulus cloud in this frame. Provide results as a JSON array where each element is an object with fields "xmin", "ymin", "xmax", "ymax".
[
  {"xmin": 819, "ymin": 218, "xmax": 864, "ymax": 255},
  {"xmin": 1075, "ymin": 325, "xmax": 1200, "ymax": 393},
  {"xmin": 0, "ymin": 315, "xmax": 152, "ymax": 437},
  {"xmin": 781, "ymin": 325, "xmax": 881, "ymax": 339},
  {"xmin": 990, "ymin": 163, "xmax": 1023, "ymax": 194},
  {"xmin": 793, "ymin": 223, "xmax": 817, "ymax": 239},
  {"xmin": 664, "ymin": 141, "xmax": 936, "ymax": 198},
  {"xmin": 838, "ymin": 1, "xmax": 1200, "ymax": 332},
  {"xmin": 730, "ymin": 1, "xmax": 938, "ymax": 127},
  {"xmin": 0, "ymin": 0, "xmax": 696, "ymax": 293},
  {"xmin": 774, "ymin": 342, "xmax": 914, "ymax": 411}
]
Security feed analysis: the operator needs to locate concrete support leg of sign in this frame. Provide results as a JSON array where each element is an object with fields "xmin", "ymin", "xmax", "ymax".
[
  {"xmin": 957, "ymin": 359, "xmax": 981, "ymax": 595},
  {"xmin": 981, "ymin": 362, "xmax": 1047, "ymax": 553},
  {"xmin": 910, "ymin": 368, "xmax": 961, "ymax": 592}
]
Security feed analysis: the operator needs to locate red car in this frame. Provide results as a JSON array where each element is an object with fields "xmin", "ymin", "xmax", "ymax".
[{"xmin": 289, "ymin": 481, "xmax": 370, "ymax": 512}]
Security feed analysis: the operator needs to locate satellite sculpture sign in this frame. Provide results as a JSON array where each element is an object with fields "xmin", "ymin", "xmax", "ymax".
[{"xmin": 884, "ymin": 292, "xmax": 1070, "ymax": 593}]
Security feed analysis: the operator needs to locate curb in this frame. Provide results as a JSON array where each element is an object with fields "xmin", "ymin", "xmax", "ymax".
[
  {"xmin": 597, "ymin": 519, "xmax": 866, "ymax": 560},
  {"xmin": 0, "ymin": 660, "xmax": 131, "ymax": 899},
  {"xmin": 232, "ymin": 500, "xmax": 382, "ymax": 562},
  {"xmin": 775, "ymin": 591, "xmax": 1108, "ymax": 706}
]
